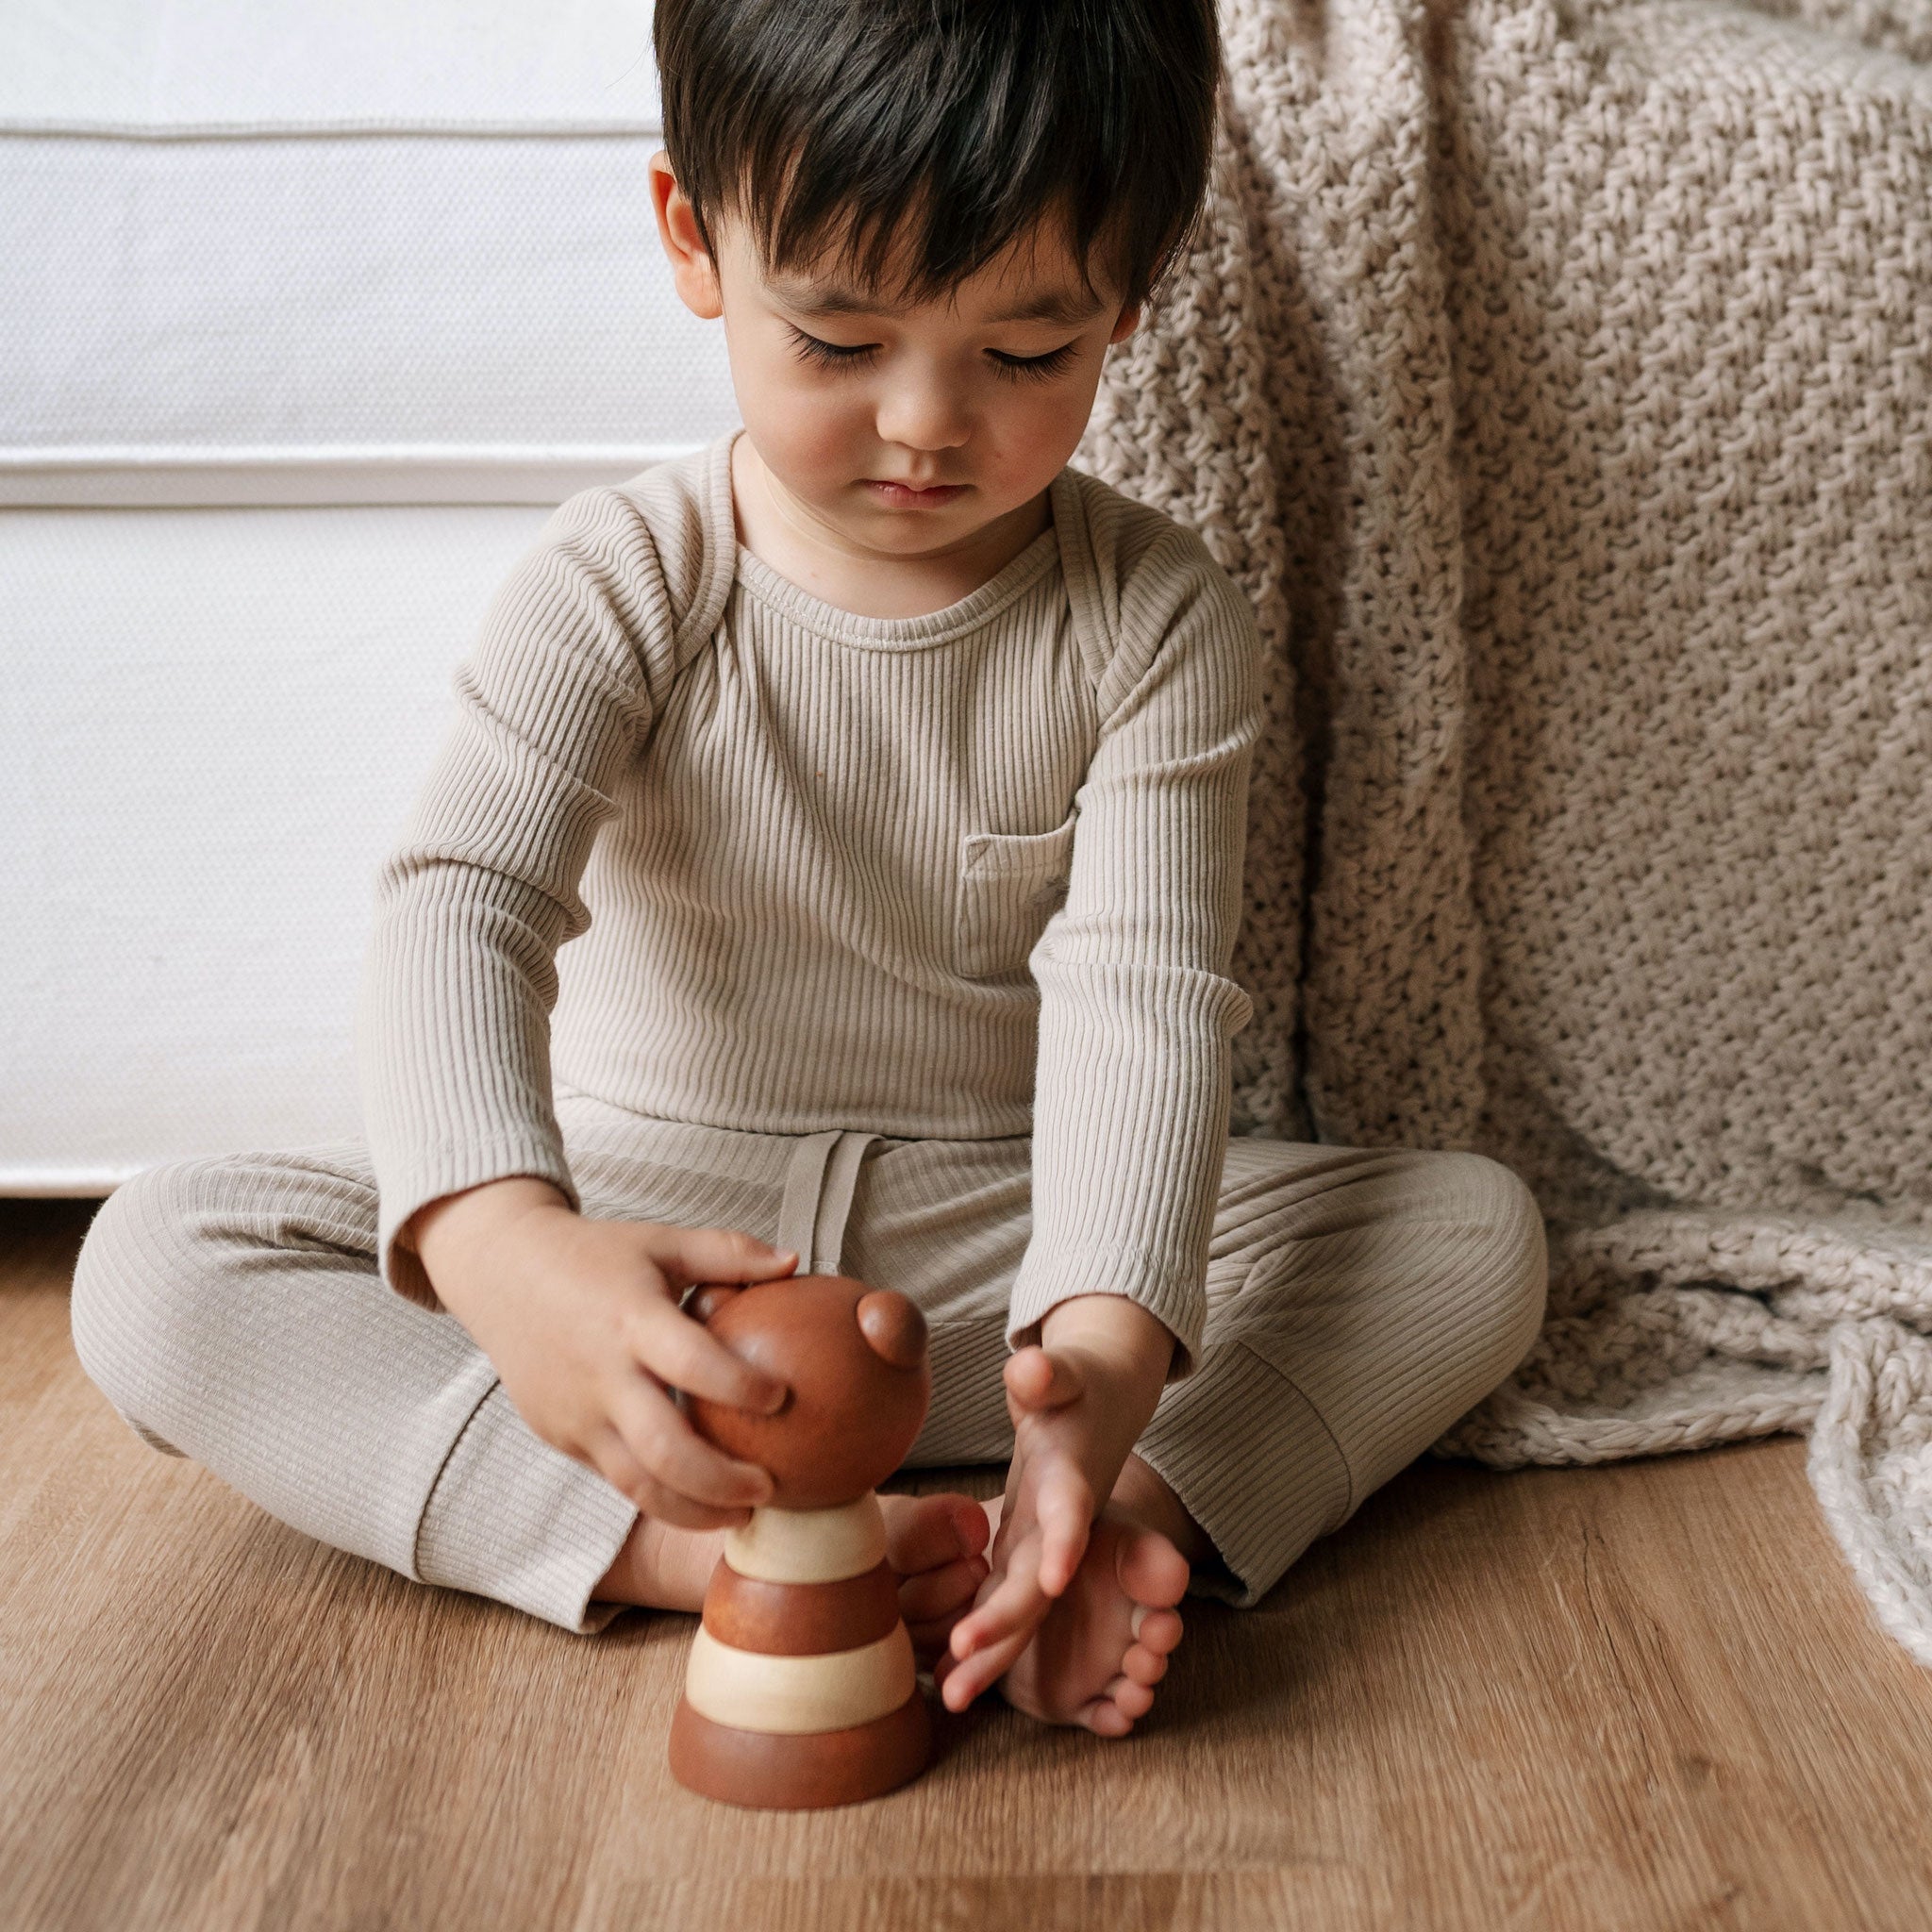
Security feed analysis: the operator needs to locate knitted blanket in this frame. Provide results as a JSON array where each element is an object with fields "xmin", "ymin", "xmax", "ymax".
[{"xmin": 1076, "ymin": 0, "xmax": 1932, "ymax": 1659}]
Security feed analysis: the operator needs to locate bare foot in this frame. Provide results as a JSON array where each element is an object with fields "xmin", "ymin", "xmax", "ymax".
[
  {"xmin": 940, "ymin": 1496, "xmax": 1188, "ymax": 1737},
  {"xmin": 593, "ymin": 1491, "xmax": 990, "ymax": 1661}
]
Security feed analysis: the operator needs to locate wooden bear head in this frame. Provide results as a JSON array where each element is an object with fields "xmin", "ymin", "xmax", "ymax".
[{"xmin": 684, "ymin": 1274, "xmax": 930, "ymax": 1507}]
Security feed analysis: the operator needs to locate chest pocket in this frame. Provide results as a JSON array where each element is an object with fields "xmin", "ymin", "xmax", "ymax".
[{"xmin": 954, "ymin": 809, "xmax": 1079, "ymax": 980}]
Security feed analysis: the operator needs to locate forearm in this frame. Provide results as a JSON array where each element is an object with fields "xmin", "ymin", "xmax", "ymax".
[
  {"xmin": 357, "ymin": 865, "xmax": 584, "ymax": 1306},
  {"xmin": 357, "ymin": 491, "xmax": 667, "ymax": 1307},
  {"xmin": 1011, "ymin": 543, "xmax": 1260, "ymax": 1374}
]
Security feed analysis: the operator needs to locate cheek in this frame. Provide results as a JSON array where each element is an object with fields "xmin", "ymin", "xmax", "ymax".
[
  {"xmin": 727, "ymin": 332, "xmax": 869, "ymax": 474},
  {"xmin": 764, "ymin": 408, "xmax": 863, "ymax": 478},
  {"xmin": 979, "ymin": 371, "xmax": 1105, "ymax": 476}
]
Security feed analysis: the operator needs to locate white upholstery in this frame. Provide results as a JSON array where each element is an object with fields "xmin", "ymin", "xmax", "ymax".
[
  {"xmin": 0, "ymin": 0, "xmax": 663, "ymax": 128},
  {"xmin": 1, "ymin": 1, "xmax": 739, "ymax": 1189}
]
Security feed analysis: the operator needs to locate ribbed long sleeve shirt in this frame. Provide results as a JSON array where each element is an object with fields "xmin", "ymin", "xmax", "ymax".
[{"xmin": 356, "ymin": 428, "xmax": 1260, "ymax": 1370}]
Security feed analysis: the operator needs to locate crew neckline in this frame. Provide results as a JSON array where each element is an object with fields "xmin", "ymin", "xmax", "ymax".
[{"xmin": 715, "ymin": 427, "xmax": 1074, "ymax": 650}]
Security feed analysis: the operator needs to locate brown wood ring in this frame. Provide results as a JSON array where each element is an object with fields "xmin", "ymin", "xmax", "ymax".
[
  {"xmin": 668, "ymin": 1691, "xmax": 931, "ymax": 1810},
  {"xmin": 701, "ymin": 1560, "xmax": 901, "ymax": 1657}
]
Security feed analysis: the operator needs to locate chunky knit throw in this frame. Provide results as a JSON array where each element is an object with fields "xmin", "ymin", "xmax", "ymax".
[{"xmin": 1075, "ymin": 0, "xmax": 1932, "ymax": 1660}]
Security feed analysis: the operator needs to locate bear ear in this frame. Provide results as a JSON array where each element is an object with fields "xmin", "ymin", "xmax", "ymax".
[
  {"xmin": 686, "ymin": 1284, "xmax": 741, "ymax": 1325},
  {"xmin": 856, "ymin": 1291, "xmax": 926, "ymax": 1371}
]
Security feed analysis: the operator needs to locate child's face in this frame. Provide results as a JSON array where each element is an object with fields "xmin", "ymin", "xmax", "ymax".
[{"xmin": 650, "ymin": 152, "xmax": 1141, "ymax": 558}]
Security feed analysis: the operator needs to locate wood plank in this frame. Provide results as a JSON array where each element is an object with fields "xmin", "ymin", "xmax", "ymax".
[{"xmin": 5, "ymin": 1198, "xmax": 1932, "ymax": 1932}]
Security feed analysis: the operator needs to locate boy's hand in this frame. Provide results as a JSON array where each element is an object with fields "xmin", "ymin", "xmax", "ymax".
[
  {"xmin": 937, "ymin": 1293, "xmax": 1174, "ymax": 1711},
  {"xmin": 407, "ymin": 1176, "xmax": 799, "ymax": 1530}
]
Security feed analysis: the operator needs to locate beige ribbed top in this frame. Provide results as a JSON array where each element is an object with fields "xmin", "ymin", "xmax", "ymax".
[{"xmin": 356, "ymin": 428, "xmax": 1261, "ymax": 1369}]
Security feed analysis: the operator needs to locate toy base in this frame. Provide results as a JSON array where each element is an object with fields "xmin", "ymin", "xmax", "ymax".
[{"xmin": 669, "ymin": 1690, "xmax": 930, "ymax": 1809}]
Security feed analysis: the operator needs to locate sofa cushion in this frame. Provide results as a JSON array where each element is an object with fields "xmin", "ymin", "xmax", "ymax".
[{"xmin": 0, "ymin": 0, "xmax": 736, "ymax": 506}]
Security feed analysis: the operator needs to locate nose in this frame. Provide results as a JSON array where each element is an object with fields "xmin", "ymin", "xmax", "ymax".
[{"xmin": 874, "ymin": 373, "xmax": 969, "ymax": 456}]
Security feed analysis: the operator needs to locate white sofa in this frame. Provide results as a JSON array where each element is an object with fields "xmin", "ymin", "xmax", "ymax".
[{"xmin": 2, "ymin": 0, "xmax": 737, "ymax": 1191}]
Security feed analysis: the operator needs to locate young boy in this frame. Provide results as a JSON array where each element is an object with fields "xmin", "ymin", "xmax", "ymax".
[{"xmin": 71, "ymin": 0, "xmax": 1547, "ymax": 1738}]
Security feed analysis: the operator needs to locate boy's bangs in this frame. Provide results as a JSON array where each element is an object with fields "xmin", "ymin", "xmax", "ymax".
[
  {"xmin": 740, "ymin": 169, "xmax": 1117, "ymax": 314},
  {"xmin": 657, "ymin": 0, "xmax": 1217, "ymax": 310},
  {"xmin": 730, "ymin": 117, "xmax": 1120, "ymax": 309}
]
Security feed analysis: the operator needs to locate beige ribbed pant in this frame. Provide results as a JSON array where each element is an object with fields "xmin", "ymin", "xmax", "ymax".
[{"xmin": 70, "ymin": 1087, "xmax": 1547, "ymax": 1632}]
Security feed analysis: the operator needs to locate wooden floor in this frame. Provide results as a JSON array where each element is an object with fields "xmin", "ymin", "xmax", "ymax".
[{"xmin": 7, "ymin": 1201, "xmax": 1932, "ymax": 1932}]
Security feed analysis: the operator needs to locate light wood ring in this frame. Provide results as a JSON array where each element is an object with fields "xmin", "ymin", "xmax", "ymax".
[{"xmin": 683, "ymin": 1625, "xmax": 915, "ymax": 1735}]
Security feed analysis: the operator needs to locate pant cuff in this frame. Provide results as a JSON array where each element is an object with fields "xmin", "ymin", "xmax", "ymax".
[
  {"xmin": 415, "ymin": 1382, "xmax": 640, "ymax": 1633},
  {"xmin": 1134, "ymin": 1341, "xmax": 1353, "ymax": 1608}
]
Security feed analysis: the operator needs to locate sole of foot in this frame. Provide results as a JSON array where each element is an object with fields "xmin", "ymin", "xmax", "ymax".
[{"xmin": 965, "ymin": 1499, "xmax": 1188, "ymax": 1737}]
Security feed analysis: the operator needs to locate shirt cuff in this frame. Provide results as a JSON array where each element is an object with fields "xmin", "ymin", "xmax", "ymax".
[
  {"xmin": 1005, "ymin": 1241, "xmax": 1207, "ymax": 1381},
  {"xmin": 375, "ymin": 1128, "xmax": 581, "ymax": 1310}
]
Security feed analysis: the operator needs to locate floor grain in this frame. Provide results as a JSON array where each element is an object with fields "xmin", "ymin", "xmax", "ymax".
[{"xmin": 5, "ymin": 1198, "xmax": 1931, "ymax": 1932}]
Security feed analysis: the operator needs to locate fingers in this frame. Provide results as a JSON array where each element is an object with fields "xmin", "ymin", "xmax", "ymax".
[
  {"xmin": 602, "ymin": 1378, "xmax": 774, "ymax": 1514},
  {"xmin": 946, "ymin": 1541, "xmax": 1049, "ymax": 1670},
  {"xmin": 1033, "ymin": 1462, "xmax": 1095, "ymax": 1599},
  {"xmin": 631, "ymin": 1297, "xmax": 786, "ymax": 1413},
  {"xmin": 907, "ymin": 1618, "xmax": 969, "ymax": 1668},
  {"xmin": 871, "ymin": 1496, "xmax": 993, "ymax": 1658},
  {"xmin": 584, "ymin": 1429, "xmax": 756, "ymax": 1532},
  {"xmin": 684, "ymin": 1284, "xmax": 741, "ymax": 1324},
  {"xmin": 647, "ymin": 1224, "xmax": 799, "ymax": 1292},
  {"xmin": 938, "ymin": 1623, "xmax": 1035, "ymax": 1711}
]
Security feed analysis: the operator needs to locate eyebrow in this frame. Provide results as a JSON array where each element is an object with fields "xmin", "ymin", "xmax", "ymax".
[{"xmin": 772, "ymin": 282, "xmax": 1106, "ymax": 327}]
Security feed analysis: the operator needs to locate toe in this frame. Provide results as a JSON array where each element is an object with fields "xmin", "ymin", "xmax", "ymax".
[
  {"xmin": 1121, "ymin": 1643, "xmax": 1169, "ymax": 1688},
  {"xmin": 1128, "ymin": 1604, "xmax": 1184, "ymax": 1656},
  {"xmin": 1080, "ymin": 1699, "xmax": 1135, "ymax": 1739},
  {"xmin": 944, "ymin": 1493, "xmax": 992, "ymax": 1559},
  {"xmin": 899, "ymin": 1555, "xmax": 990, "ymax": 1624},
  {"xmin": 883, "ymin": 1492, "xmax": 985, "ymax": 1575},
  {"xmin": 1116, "ymin": 1525, "xmax": 1191, "ymax": 1609},
  {"xmin": 1106, "ymin": 1674, "xmax": 1156, "ymax": 1721}
]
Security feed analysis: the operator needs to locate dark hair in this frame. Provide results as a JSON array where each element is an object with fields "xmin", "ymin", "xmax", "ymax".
[{"xmin": 652, "ymin": 0, "xmax": 1220, "ymax": 310}]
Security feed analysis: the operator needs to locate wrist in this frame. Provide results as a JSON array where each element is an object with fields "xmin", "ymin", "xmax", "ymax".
[
  {"xmin": 408, "ymin": 1174, "xmax": 573, "ymax": 1304},
  {"xmin": 1039, "ymin": 1293, "xmax": 1174, "ymax": 1403}
]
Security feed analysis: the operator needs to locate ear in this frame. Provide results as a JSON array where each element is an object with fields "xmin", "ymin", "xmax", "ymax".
[
  {"xmin": 1108, "ymin": 301, "xmax": 1142, "ymax": 345},
  {"xmin": 649, "ymin": 148, "xmax": 724, "ymax": 322},
  {"xmin": 856, "ymin": 1291, "xmax": 927, "ymax": 1371}
]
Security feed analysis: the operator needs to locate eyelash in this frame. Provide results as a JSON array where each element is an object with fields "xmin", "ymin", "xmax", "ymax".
[{"xmin": 783, "ymin": 325, "xmax": 1078, "ymax": 384}]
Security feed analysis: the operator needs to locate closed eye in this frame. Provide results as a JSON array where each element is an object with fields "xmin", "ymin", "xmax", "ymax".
[
  {"xmin": 784, "ymin": 325, "xmax": 1080, "ymax": 383},
  {"xmin": 785, "ymin": 325, "xmax": 881, "ymax": 370},
  {"xmin": 987, "ymin": 342, "xmax": 1080, "ymax": 383}
]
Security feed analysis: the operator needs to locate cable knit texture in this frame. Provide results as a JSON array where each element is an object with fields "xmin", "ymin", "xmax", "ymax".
[
  {"xmin": 357, "ymin": 429, "xmax": 1260, "ymax": 1374},
  {"xmin": 1071, "ymin": 0, "xmax": 1932, "ymax": 1662}
]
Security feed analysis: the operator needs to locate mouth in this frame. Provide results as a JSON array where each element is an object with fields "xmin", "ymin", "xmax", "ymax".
[{"xmin": 863, "ymin": 479, "xmax": 968, "ymax": 509}]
